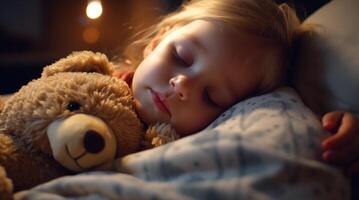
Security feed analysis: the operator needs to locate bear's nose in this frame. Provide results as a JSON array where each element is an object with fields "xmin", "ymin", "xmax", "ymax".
[{"xmin": 83, "ymin": 130, "xmax": 105, "ymax": 154}]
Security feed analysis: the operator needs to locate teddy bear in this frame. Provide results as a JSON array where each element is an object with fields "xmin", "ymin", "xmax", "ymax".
[{"xmin": 0, "ymin": 51, "xmax": 179, "ymax": 198}]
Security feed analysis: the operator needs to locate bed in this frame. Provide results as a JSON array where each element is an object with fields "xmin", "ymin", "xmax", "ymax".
[
  {"xmin": 2, "ymin": 0, "xmax": 359, "ymax": 199},
  {"xmin": 13, "ymin": 87, "xmax": 349, "ymax": 200}
]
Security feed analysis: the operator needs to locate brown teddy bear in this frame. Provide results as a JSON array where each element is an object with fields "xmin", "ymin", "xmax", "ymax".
[{"xmin": 0, "ymin": 51, "xmax": 178, "ymax": 198}]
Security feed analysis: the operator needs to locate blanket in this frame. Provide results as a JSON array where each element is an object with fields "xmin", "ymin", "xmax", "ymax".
[{"xmin": 14, "ymin": 87, "xmax": 350, "ymax": 200}]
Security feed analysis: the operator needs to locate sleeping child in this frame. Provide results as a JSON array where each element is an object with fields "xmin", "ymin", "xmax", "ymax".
[{"xmin": 112, "ymin": 0, "xmax": 359, "ymax": 175}]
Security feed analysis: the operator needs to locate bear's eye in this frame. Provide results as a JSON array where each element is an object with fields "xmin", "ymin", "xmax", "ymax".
[{"xmin": 67, "ymin": 101, "xmax": 81, "ymax": 112}]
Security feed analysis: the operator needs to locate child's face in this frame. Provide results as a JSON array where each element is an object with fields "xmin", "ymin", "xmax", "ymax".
[{"xmin": 132, "ymin": 20, "xmax": 266, "ymax": 136}]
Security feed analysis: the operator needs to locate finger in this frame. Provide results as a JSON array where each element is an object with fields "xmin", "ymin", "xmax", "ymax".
[
  {"xmin": 322, "ymin": 150, "xmax": 334, "ymax": 162},
  {"xmin": 322, "ymin": 148, "xmax": 355, "ymax": 164},
  {"xmin": 338, "ymin": 112, "xmax": 359, "ymax": 134},
  {"xmin": 322, "ymin": 134, "xmax": 359, "ymax": 164},
  {"xmin": 322, "ymin": 112, "xmax": 358, "ymax": 150},
  {"xmin": 322, "ymin": 150, "xmax": 353, "ymax": 164},
  {"xmin": 322, "ymin": 111, "xmax": 344, "ymax": 133}
]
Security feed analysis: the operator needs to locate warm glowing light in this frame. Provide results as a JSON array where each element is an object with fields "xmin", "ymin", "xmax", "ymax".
[
  {"xmin": 86, "ymin": 0, "xmax": 102, "ymax": 19},
  {"xmin": 83, "ymin": 27, "xmax": 100, "ymax": 43}
]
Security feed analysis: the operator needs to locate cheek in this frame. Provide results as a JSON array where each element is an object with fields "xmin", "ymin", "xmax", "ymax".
[
  {"xmin": 135, "ymin": 56, "xmax": 170, "ymax": 83},
  {"xmin": 174, "ymin": 106, "xmax": 220, "ymax": 136}
]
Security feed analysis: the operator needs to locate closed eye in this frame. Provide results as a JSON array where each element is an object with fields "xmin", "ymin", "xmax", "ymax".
[
  {"xmin": 172, "ymin": 45, "xmax": 192, "ymax": 67},
  {"xmin": 203, "ymin": 89, "xmax": 219, "ymax": 108}
]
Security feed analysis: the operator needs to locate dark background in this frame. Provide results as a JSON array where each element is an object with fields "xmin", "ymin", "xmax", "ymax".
[{"xmin": 0, "ymin": 0, "xmax": 329, "ymax": 94}]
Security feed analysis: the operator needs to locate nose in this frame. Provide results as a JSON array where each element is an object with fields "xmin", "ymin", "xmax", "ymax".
[
  {"xmin": 83, "ymin": 130, "xmax": 105, "ymax": 154},
  {"xmin": 169, "ymin": 75, "xmax": 190, "ymax": 100}
]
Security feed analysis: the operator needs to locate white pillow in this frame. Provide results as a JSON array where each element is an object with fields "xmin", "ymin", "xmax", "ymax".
[{"xmin": 291, "ymin": 0, "xmax": 359, "ymax": 115}]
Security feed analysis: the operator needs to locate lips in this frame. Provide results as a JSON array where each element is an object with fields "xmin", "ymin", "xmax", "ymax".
[{"xmin": 150, "ymin": 89, "xmax": 171, "ymax": 116}]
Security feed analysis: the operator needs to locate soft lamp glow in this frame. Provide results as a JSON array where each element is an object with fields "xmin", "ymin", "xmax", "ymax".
[
  {"xmin": 83, "ymin": 27, "xmax": 100, "ymax": 44},
  {"xmin": 86, "ymin": 0, "xmax": 102, "ymax": 19}
]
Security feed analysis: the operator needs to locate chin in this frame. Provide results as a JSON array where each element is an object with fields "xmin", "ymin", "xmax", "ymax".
[
  {"xmin": 173, "ymin": 126, "xmax": 193, "ymax": 137},
  {"xmin": 138, "ymin": 110, "xmax": 154, "ymax": 125},
  {"xmin": 141, "ymin": 108, "xmax": 165, "ymax": 126},
  {"xmin": 176, "ymin": 123, "xmax": 209, "ymax": 137}
]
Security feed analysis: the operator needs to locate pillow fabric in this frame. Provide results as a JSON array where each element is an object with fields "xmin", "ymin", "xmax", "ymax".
[
  {"xmin": 291, "ymin": 0, "xmax": 359, "ymax": 115},
  {"xmin": 15, "ymin": 87, "xmax": 349, "ymax": 200},
  {"xmin": 205, "ymin": 87, "xmax": 326, "ymax": 158}
]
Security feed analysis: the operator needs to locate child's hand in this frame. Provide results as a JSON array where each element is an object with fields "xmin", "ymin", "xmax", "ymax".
[{"xmin": 321, "ymin": 111, "xmax": 359, "ymax": 175}]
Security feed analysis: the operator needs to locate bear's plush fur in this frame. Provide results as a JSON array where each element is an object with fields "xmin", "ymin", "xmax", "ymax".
[{"xmin": 0, "ymin": 51, "xmax": 178, "ymax": 199}]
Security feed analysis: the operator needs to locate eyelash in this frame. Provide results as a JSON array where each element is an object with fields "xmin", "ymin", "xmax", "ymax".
[
  {"xmin": 203, "ymin": 89, "xmax": 218, "ymax": 107},
  {"xmin": 172, "ymin": 46, "xmax": 191, "ymax": 67}
]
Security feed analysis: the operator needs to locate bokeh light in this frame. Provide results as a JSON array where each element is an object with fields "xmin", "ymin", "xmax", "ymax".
[
  {"xmin": 86, "ymin": 0, "xmax": 102, "ymax": 19},
  {"xmin": 82, "ymin": 27, "xmax": 100, "ymax": 43}
]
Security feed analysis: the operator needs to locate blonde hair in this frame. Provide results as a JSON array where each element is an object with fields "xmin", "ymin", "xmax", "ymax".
[{"xmin": 123, "ymin": 0, "xmax": 306, "ymax": 92}]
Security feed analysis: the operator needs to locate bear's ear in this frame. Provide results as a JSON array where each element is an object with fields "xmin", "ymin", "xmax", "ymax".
[
  {"xmin": 0, "ymin": 99, "xmax": 4, "ymax": 112},
  {"xmin": 41, "ymin": 51, "xmax": 114, "ymax": 78}
]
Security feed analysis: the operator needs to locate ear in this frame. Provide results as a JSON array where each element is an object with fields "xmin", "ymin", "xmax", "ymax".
[
  {"xmin": 0, "ymin": 99, "xmax": 4, "ymax": 112},
  {"xmin": 41, "ymin": 51, "xmax": 115, "ymax": 78},
  {"xmin": 143, "ymin": 26, "xmax": 172, "ymax": 58}
]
